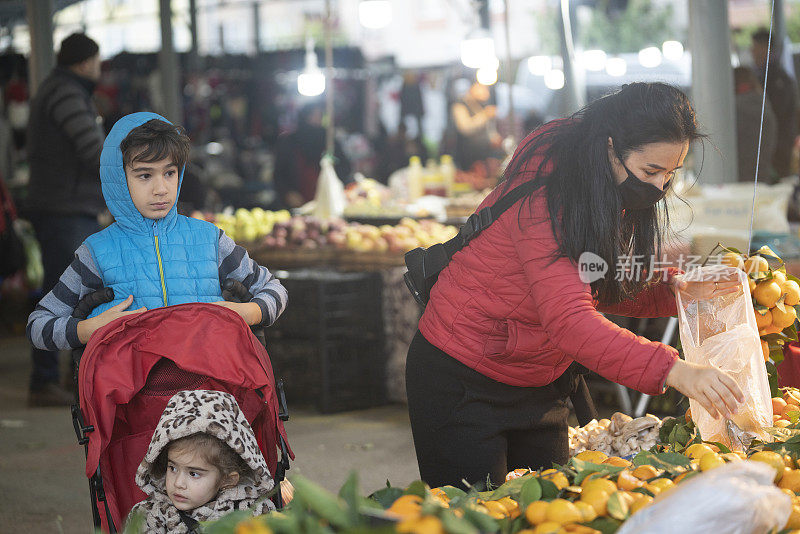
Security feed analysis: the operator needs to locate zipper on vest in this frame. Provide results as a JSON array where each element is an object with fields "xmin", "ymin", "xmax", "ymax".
[{"xmin": 153, "ymin": 220, "xmax": 168, "ymax": 306}]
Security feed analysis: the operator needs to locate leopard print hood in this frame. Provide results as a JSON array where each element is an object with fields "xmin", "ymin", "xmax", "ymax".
[{"xmin": 128, "ymin": 390, "xmax": 275, "ymax": 532}]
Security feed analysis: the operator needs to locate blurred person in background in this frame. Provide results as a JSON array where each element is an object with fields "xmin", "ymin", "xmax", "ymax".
[
  {"xmin": 273, "ymin": 102, "xmax": 351, "ymax": 209},
  {"xmin": 451, "ymin": 81, "xmax": 503, "ymax": 170},
  {"xmin": 374, "ymin": 121, "xmax": 427, "ymax": 183},
  {"xmin": 25, "ymin": 33, "xmax": 104, "ymax": 407},
  {"xmin": 734, "ymin": 66, "xmax": 777, "ymax": 183},
  {"xmin": 5, "ymin": 67, "xmax": 29, "ymax": 154},
  {"xmin": 751, "ymin": 28, "xmax": 798, "ymax": 177},
  {"xmin": 400, "ymin": 71, "xmax": 425, "ymax": 139}
]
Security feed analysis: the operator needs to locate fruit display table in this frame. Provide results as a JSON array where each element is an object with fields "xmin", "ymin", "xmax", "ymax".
[{"xmin": 203, "ymin": 397, "xmax": 800, "ymax": 533}]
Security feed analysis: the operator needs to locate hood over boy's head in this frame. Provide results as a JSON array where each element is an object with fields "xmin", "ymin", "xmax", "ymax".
[{"xmin": 101, "ymin": 112, "xmax": 190, "ymax": 232}]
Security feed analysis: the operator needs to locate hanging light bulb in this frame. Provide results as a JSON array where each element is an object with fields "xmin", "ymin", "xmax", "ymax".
[
  {"xmin": 298, "ymin": 37, "xmax": 325, "ymax": 97},
  {"xmin": 638, "ymin": 46, "xmax": 662, "ymax": 68},
  {"xmin": 461, "ymin": 29, "xmax": 496, "ymax": 69},
  {"xmin": 359, "ymin": 0, "xmax": 392, "ymax": 29},
  {"xmin": 544, "ymin": 69, "xmax": 565, "ymax": 90},
  {"xmin": 606, "ymin": 57, "xmax": 627, "ymax": 77},
  {"xmin": 581, "ymin": 49, "xmax": 607, "ymax": 72},
  {"xmin": 527, "ymin": 55, "xmax": 551, "ymax": 76},
  {"xmin": 476, "ymin": 67, "xmax": 498, "ymax": 86},
  {"xmin": 662, "ymin": 40, "xmax": 684, "ymax": 61}
]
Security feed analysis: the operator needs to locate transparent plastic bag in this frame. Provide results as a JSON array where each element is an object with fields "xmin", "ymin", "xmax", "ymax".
[
  {"xmin": 675, "ymin": 265, "xmax": 773, "ymax": 450},
  {"xmin": 312, "ymin": 155, "xmax": 346, "ymax": 220},
  {"xmin": 617, "ymin": 462, "xmax": 791, "ymax": 534}
]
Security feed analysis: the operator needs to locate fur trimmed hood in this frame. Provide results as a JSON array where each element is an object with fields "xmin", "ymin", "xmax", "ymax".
[{"xmin": 127, "ymin": 390, "xmax": 275, "ymax": 533}]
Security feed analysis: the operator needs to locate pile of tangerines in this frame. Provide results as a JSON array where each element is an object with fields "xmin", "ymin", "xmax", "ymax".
[
  {"xmin": 382, "ymin": 444, "xmax": 800, "ymax": 534},
  {"xmin": 719, "ymin": 250, "xmax": 800, "ymax": 361},
  {"xmin": 772, "ymin": 388, "xmax": 800, "ymax": 428}
]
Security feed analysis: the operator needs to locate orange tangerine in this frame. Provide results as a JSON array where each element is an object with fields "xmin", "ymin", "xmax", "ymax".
[
  {"xmin": 581, "ymin": 477, "xmax": 617, "ymax": 495},
  {"xmin": 574, "ymin": 450, "xmax": 609, "ymax": 464},
  {"xmin": 756, "ymin": 309, "xmax": 773, "ymax": 330},
  {"xmin": 750, "ymin": 450, "xmax": 786, "ymax": 482},
  {"xmin": 745, "ymin": 255, "xmax": 769, "ymax": 275},
  {"xmin": 541, "ymin": 469, "xmax": 569, "ymax": 490},
  {"xmin": 580, "ymin": 488, "xmax": 610, "ymax": 517},
  {"xmin": 755, "ymin": 280, "xmax": 783, "ymax": 308},
  {"xmin": 785, "ymin": 280, "xmax": 800, "ymax": 306},
  {"xmin": 545, "ymin": 499, "xmax": 583, "ymax": 525},
  {"xmin": 573, "ymin": 501, "xmax": 597, "ymax": 522},
  {"xmin": 631, "ymin": 465, "xmax": 660, "ymax": 480},
  {"xmin": 602, "ymin": 456, "xmax": 632, "ymax": 468},
  {"xmin": 526, "ymin": 501, "xmax": 549, "ymax": 525},
  {"xmin": 629, "ymin": 494, "xmax": 653, "ymax": 514},
  {"xmin": 773, "ymin": 306, "xmax": 798, "ymax": 331},
  {"xmin": 617, "ymin": 470, "xmax": 644, "ymax": 491}
]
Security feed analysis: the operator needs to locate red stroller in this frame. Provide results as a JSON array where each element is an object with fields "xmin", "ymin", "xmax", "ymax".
[{"xmin": 70, "ymin": 285, "xmax": 293, "ymax": 533}]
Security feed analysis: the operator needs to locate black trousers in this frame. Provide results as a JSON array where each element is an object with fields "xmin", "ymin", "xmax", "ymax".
[
  {"xmin": 406, "ymin": 331, "xmax": 571, "ymax": 490},
  {"xmin": 28, "ymin": 212, "xmax": 100, "ymax": 390}
]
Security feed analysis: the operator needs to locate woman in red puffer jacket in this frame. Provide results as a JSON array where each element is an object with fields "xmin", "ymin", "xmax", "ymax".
[{"xmin": 407, "ymin": 83, "xmax": 745, "ymax": 489}]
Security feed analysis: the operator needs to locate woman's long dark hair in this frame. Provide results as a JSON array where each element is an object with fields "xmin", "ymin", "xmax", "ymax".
[{"xmin": 502, "ymin": 82, "xmax": 704, "ymax": 305}]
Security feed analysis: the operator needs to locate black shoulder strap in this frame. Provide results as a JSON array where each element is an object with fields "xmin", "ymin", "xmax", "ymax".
[{"xmin": 442, "ymin": 179, "xmax": 538, "ymax": 258}]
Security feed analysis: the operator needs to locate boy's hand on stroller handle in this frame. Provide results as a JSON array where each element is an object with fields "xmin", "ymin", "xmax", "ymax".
[
  {"xmin": 213, "ymin": 301, "xmax": 262, "ymax": 325},
  {"xmin": 665, "ymin": 359, "xmax": 745, "ymax": 420},
  {"xmin": 76, "ymin": 295, "xmax": 147, "ymax": 344}
]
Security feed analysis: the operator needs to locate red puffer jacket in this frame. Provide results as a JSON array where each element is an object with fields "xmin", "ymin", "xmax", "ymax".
[{"xmin": 419, "ymin": 129, "xmax": 679, "ymax": 396}]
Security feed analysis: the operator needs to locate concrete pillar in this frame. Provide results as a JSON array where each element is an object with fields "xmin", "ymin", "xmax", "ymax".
[
  {"xmin": 557, "ymin": 0, "xmax": 585, "ymax": 117},
  {"xmin": 253, "ymin": 1, "xmax": 261, "ymax": 54},
  {"xmin": 775, "ymin": 0, "xmax": 786, "ymax": 59},
  {"xmin": 477, "ymin": 0, "xmax": 489, "ymax": 30},
  {"xmin": 25, "ymin": 0, "xmax": 54, "ymax": 96},
  {"xmin": 502, "ymin": 0, "xmax": 516, "ymax": 137},
  {"xmin": 188, "ymin": 0, "xmax": 200, "ymax": 71},
  {"xmin": 324, "ymin": 0, "xmax": 335, "ymax": 156},
  {"xmin": 688, "ymin": 0, "xmax": 737, "ymax": 184},
  {"xmin": 159, "ymin": 0, "xmax": 182, "ymax": 122}
]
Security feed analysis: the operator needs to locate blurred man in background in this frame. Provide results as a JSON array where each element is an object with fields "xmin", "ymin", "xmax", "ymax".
[
  {"xmin": 734, "ymin": 66, "xmax": 776, "ymax": 183},
  {"xmin": 25, "ymin": 33, "xmax": 104, "ymax": 406},
  {"xmin": 752, "ymin": 28, "xmax": 798, "ymax": 177},
  {"xmin": 273, "ymin": 102, "xmax": 351, "ymax": 208}
]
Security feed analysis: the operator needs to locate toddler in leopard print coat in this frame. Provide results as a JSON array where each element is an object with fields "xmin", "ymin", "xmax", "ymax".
[{"xmin": 125, "ymin": 390, "xmax": 276, "ymax": 533}]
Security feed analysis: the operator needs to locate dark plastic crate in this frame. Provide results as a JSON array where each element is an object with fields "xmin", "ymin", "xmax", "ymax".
[
  {"xmin": 267, "ymin": 337, "xmax": 387, "ymax": 413},
  {"xmin": 270, "ymin": 269, "xmax": 383, "ymax": 340}
]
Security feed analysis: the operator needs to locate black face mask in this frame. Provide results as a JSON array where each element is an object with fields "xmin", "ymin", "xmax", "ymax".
[{"xmin": 616, "ymin": 160, "xmax": 669, "ymax": 210}]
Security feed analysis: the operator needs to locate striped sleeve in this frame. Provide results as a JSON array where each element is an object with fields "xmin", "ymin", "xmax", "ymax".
[
  {"xmin": 26, "ymin": 244, "xmax": 104, "ymax": 350},
  {"xmin": 46, "ymin": 84, "xmax": 103, "ymax": 166},
  {"xmin": 217, "ymin": 229, "xmax": 288, "ymax": 326}
]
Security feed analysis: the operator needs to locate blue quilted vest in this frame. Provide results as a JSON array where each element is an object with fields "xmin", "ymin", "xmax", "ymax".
[{"xmin": 85, "ymin": 112, "xmax": 222, "ymax": 318}]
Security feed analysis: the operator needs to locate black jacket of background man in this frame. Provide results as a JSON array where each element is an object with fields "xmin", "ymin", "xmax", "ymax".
[
  {"xmin": 759, "ymin": 63, "xmax": 798, "ymax": 178},
  {"xmin": 26, "ymin": 66, "xmax": 105, "ymax": 216}
]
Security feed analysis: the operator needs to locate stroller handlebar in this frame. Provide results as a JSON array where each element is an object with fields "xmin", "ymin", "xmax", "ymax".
[
  {"xmin": 72, "ymin": 288, "xmax": 115, "ymax": 320},
  {"xmin": 222, "ymin": 278, "xmax": 253, "ymax": 303},
  {"xmin": 72, "ymin": 280, "xmax": 254, "ymax": 320},
  {"xmin": 71, "ymin": 281, "xmax": 267, "ymax": 350}
]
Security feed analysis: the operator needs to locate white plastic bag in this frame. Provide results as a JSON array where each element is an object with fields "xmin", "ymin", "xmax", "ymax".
[
  {"xmin": 617, "ymin": 462, "xmax": 791, "ymax": 534},
  {"xmin": 676, "ymin": 264, "xmax": 773, "ymax": 450},
  {"xmin": 312, "ymin": 155, "xmax": 346, "ymax": 220}
]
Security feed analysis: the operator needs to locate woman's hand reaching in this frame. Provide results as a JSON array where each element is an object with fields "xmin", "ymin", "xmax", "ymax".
[
  {"xmin": 665, "ymin": 359, "xmax": 745, "ymax": 419},
  {"xmin": 668, "ymin": 271, "xmax": 742, "ymax": 300}
]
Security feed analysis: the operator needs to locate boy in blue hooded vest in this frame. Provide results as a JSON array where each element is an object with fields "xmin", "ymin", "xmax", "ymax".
[{"xmin": 27, "ymin": 112, "xmax": 287, "ymax": 350}]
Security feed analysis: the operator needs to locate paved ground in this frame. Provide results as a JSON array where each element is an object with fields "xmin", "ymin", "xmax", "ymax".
[{"xmin": 0, "ymin": 335, "xmax": 419, "ymax": 534}]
